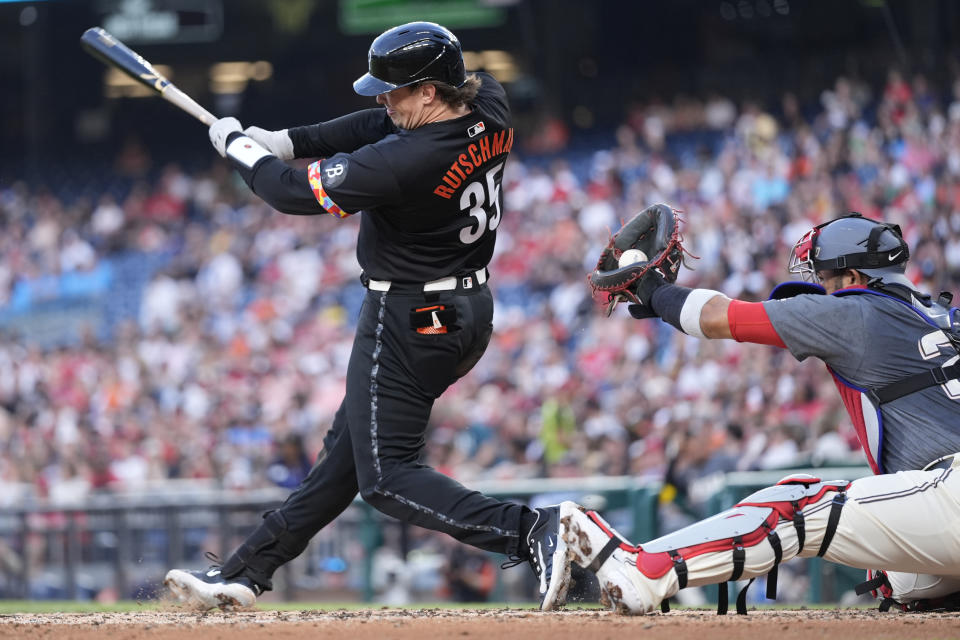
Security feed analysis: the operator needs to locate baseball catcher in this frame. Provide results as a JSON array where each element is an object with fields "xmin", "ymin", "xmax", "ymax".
[{"xmin": 573, "ymin": 211, "xmax": 960, "ymax": 614}]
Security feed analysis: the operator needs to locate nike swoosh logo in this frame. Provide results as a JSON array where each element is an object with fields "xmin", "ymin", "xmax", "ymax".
[
  {"xmin": 889, "ymin": 250, "xmax": 902, "ymax": 261},
  {"xmin": 546, "ymin": 537, "xmax": 555, "ymax": 550},
  {"xmin": 206, "ymin": 570, "xmax": 221, "ymax": 577}
]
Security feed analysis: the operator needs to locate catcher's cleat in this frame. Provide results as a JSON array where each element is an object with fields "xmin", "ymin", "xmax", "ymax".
[
  {"xmin": 559, "ymin": 502, "xmax": 672, "ymax": 615},
  {"xmin": 522, "ymin": 503, "xmax": 574, "ymax": 611},
  {"xmin": 164, "ymin": 563, "xmax": 262, "ymax": 611},
  {"xmin": 593, "ymin": 547, "xmax": 670, "ymax": 615}
]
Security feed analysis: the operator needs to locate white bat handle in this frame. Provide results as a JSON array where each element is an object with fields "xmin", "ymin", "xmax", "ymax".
[{"xmin": 161, "ymin": 85, "xmax": 217, "ymax": 126}]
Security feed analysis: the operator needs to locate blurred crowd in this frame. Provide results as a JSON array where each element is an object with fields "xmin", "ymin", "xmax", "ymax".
[{"xmin": 3, "ymin": 67, "xmax": 960, "ymax": 536}]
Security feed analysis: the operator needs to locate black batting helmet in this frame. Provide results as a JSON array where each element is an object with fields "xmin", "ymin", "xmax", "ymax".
[
  {"xmin": 788, "ymin": 213, "xmax": 912, "ymax": 287},
  {"xmin": 353, "ymin": 21, "xmax": 466, "ymax": 96}
]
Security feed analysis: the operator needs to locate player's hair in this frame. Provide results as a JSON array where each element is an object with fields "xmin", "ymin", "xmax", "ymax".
[{"xmin": 418, "ymin": 73, "xmax": 481, "ymax": 108}]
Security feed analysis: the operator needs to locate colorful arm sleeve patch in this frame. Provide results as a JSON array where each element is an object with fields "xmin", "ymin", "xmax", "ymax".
[{"xmin": 307, "ymin": 161, "xmax": 350, "ymax": 218}]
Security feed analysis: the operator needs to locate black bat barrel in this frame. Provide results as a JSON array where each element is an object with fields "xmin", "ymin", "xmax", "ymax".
[{"xmin": 80, "ymin": 27, "xmax": 170, "ymax": 92}]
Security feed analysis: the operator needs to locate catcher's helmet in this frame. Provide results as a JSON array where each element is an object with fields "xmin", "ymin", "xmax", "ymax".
[
  {"xmin": 353, "ymin": 22, "xmax": 466, "ymax": 96},
  {"xmin": 788, "ymin": 213, "xmax": 912, "ymax": 287}
]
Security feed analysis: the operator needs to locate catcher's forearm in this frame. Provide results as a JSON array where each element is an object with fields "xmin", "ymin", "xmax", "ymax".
[
  {"xmin": 644, "ymin": 284, "xmax": 726, "ymax": 338},
  {"xmin": 700, "ymin": 295, "xmax": 734, "ymax": 338}
]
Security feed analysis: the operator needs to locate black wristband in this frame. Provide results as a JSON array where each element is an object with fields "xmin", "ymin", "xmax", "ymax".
[{"xmin": 650, "ymin": 283, "xmax": 694, "ymax": 333}]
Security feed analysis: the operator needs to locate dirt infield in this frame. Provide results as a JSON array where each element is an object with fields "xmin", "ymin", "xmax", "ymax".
[{"xmin": 0, "ymin": 608, "xmax": 958, "ymax": 640}]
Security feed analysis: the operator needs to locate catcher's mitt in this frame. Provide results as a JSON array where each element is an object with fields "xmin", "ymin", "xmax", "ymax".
[{"xmin": 588, "ymin": 203, "xmax": 687, "ymax": 316}]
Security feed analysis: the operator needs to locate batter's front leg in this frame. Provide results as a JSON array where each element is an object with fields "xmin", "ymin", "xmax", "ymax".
[{"xmin": 219, "ymin": 402, "xmax": 361, "ymax": 590}]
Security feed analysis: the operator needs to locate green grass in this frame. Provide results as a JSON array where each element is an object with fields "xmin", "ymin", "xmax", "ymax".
[{"xmin": 0, "ymin": 601, "xmax": 159, "ymax": 614}]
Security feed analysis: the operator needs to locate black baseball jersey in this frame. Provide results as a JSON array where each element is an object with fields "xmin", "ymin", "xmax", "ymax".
[{"xmin": 225, "ymin": 72, "xmax": 513, "ymax": 282}]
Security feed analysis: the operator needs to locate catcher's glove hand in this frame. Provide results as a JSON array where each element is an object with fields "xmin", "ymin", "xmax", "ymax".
[{"xmin": 588, "ymin": 203, "xmax": 687, "ymax": 316}]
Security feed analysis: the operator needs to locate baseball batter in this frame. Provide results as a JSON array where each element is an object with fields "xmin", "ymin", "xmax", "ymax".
[
  {"xmin": 164, "ymin": 22, "xmax": 572, "ymax": 611},
  {"xmin": 568, "ymin": 212, "xmax": 960, "ymax": 613}
]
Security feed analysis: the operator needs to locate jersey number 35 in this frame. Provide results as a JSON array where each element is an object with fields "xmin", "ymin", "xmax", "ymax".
[{"xmin": 459, "ymin": 162, "xmax": 505, "ymax": 244}]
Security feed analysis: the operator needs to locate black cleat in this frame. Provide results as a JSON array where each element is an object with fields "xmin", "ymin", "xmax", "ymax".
[{"xmin": 525, "ymin": 504, "xmax": 572, "ymax": 611}]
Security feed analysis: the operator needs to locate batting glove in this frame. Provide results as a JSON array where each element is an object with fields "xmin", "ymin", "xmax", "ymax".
[
  {"xmin": 243, "ymin": 126, "xmax": 295, "ymax": 160},
  {"xmin": 209, "ymin": 117, "xmax": 243, "ymax": 157}
]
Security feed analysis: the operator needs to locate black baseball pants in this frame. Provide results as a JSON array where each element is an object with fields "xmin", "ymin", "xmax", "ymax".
[{"xmin": 223, "ymin": 284, "xmax": 527, "ymax": 589}]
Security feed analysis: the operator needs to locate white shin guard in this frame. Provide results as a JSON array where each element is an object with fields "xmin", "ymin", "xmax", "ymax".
[
  {"xmin": 561, "ymin": 475, "xmax": 851, "ymax": 614},
  {"xmin": 570, "ymin": 460, "xmax": 960, "ymax": 614}
]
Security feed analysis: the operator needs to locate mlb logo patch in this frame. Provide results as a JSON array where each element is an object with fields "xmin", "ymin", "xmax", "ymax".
[
  {"xmin": 467, "ymin": 121, "xmax": 486, "ymax": 138},
  {"xmin": 462, "ymin": 277, "xmax": 473, "ymax": 289}
]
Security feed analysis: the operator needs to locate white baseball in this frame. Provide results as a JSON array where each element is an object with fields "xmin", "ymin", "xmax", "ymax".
[{"xmin": 618, "ymin": 249, "xmax": 648, "ymax": 267}]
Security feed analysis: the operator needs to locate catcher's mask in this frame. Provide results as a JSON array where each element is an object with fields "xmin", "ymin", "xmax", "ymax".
[
  {"xmin": 788, "ymin": 213, "xmax": 911, "ymax": 287},
  {"xmin": 353, "ymin": 21, "xmax": 466, "ymax": 96}
]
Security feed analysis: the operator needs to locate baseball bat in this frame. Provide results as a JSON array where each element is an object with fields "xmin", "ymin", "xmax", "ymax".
[{"xmin": 80, "ymin": 26, "xmax": 217, "ymax": 126}]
